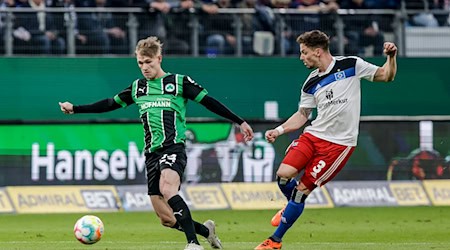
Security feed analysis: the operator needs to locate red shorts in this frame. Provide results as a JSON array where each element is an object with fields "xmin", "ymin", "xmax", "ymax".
[{"xmin": 282, "ymin": 133, "xmax": 355, "ymax": 191}]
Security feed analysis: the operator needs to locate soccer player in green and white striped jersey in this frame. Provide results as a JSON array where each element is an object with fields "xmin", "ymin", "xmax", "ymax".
[{"xmin": 59, "ymin": 36, "xmax": 254, "ymax": 250}]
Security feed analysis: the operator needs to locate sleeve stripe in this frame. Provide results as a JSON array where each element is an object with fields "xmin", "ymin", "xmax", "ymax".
[
  {"xmin": 114, "ymin": 95, "xmax": 127, "ymax": 107},
  {"xmin": 194, "ymin": 90, "xmax": 208, "ymax": 103}
]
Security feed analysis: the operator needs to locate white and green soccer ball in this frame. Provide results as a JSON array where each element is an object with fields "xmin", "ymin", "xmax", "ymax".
[{"xmin": 73, "ymin": 215, "xmax": 104, "ymax": 244}]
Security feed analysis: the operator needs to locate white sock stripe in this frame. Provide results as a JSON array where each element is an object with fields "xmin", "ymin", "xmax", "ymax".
[{"xmin": 315, "ymin": 146, "xmax": 352, "ymax": 186}]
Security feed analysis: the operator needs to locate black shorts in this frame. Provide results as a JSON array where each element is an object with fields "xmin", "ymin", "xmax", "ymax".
[{"xmin": 146, "ymin": 143, "xmax": 187, "ymax": 196}]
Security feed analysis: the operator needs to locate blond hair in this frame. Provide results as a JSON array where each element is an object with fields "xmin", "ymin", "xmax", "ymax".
[{"xmin": 135, "ymin": 36, "xmax": 163, "ymax": 57}]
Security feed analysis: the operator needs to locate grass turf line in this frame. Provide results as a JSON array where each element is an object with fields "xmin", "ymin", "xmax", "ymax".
[{"xmin": 0, "ymin": 206, "xmax": 449, "ymax": 250}]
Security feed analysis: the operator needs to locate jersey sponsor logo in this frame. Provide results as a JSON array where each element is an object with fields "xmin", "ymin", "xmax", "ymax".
[
  {"xmin": 318, "ymin": 98, "xmax": 348, "ymax": 109},
  {"xmin": 311, "ymin": 160, "xmax": 326, "ymax": 179},
  {"xmin": 138, "ymin": 87, "xmax": 146, "ymax": 93},
  {"xmin": 325, "ymin": 89, "xmax": 333, "ymax": 100},
  {"xmin": 140, "ymin": 99, "xmax": 171, "ymax": 109},
  {"xmin": 164, "ymin": 83, "xmax": 175, "ymax": 93}
]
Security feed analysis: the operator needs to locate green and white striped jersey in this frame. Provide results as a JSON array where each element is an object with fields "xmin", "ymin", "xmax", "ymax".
[{"xmin": 113, "ymin": 73, "xmax": 208, "ymax": 153}]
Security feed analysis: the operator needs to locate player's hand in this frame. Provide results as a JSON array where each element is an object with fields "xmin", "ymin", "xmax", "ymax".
[
  {"xmin": 383, "ymin": 42, "xmax": 397, "ymax": 57},
  {"xmin": 59, "ymin": 101, "xmax": 74, "ymax": 114},
  {"xmin": 265, "ymin": 129, "xmax": 279, "ymax": 143},
  {"xmin": 240, "ymin": 122, "xmax": 254, "ymax": 142}
]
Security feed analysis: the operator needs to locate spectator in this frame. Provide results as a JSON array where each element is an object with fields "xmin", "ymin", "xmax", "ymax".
[
  {"xmin": 237, "ymin": 0, "xmax": 275, "ymax": 55},
  {"xmin": 1, "ymin": 0, "xmax": 16, "ymax": 54},
  {"xmin": 290, "ymin": 0, "xmax": 339, "ymax": 30},
  {"xmin": 271, "ymin": 0, "xmax": 296, "ymax": 55},
  {"xmin": 339, "ymin": 0, "xmax": 385, "ymax": 56},
  {"xmin": 242, "ymin": 0, "xmax": 296, "ymax": 55},
  {"xmin": 287, "ymin": 0, "xmax": 343, "ymax": 55},
  {"xmin": 131, "ymin": 0, "xmax": 212, "ymax": 55},
  {"xmin": 51, "ymin": 0, "xmax": 94, "ymax": 55},
  {"xmin": 76, "ymin": 0, "xmax": 127, "ymax": 54},
  {"xmin": 430, "ymin": 0, "xmax": 450, "ymax": 26},
  {"xmin": 405, "ymin": 0, "xmax": 440, "ymax": 27},
  {"xmin": 129, "ymin": 0, "xmax": 169, "ymax": 47},
  {"xmin": 387, "ymin": 148, "xmax": 449, "ymax": 180},
  {"xmin": 163, "ymin": 0, "xmax": 201, "ymax": 55},
  {"xmin": 289, "ymin": 0, "xmax": 339, "ymax": 31},
  {"xmin": 13, "ymin": 0, "xmax": 66, "ymax": 54},
  {"xmin": 203, "ymin": 0, "xmax": 236, "ymax": 55}
]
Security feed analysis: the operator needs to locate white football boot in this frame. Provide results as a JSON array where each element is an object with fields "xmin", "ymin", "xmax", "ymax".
[
  {"xmin": 184, "ymin": 243, "xmax": 204, "ymax": 250},
  {"xmin": 203, "ymin": 220, "xmax": 223, "ymax": 249}
]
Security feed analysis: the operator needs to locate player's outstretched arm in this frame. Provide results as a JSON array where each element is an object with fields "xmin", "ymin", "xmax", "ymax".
[
  {"xmin": 58, "ymin": 98, "xmax": 121, "ymax": 114},
  {"xmin": 199, "ymin": 95, "xmax": 254, "ymax": 141},
  {"xmin": 374, "ymin": 42, "xmax": 397, "ymax": 82},
  {"xmin": 265, "ymin": 108, "xmax": 311, "ymax": 143}
]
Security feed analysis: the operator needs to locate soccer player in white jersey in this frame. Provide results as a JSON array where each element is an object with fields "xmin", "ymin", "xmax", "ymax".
[{"xmin": 254, "ymin": 30, "xmax": 397, "ymax": 250}]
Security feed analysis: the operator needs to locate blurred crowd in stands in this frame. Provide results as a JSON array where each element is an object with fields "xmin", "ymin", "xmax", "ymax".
[{"xmin": 1, "ymin": 0, "xmax": 450, "ymax": 55}]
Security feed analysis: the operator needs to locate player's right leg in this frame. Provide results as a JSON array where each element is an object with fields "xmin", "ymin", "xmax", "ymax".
[
  {"xmin": 271, "ymin": 137, "xmax": 313, "ymax": 227},
  {"xmin": 271, "ymin": 164, "xmax": 299, "ymax": 227},
  {"xmin": 150, "ymin": 195, "xmax": 178, "ymax": 227},
  {"xmin": 160, "ymin": 168, "xmax": 201, "ymax": 247},
  {"xmin": 147, "ymin": 144, "xmax": 202, "ymax": 249}
]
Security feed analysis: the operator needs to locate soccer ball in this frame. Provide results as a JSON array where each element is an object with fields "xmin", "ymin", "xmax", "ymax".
[{"xmin": 73, "ymin": 215, "xmax": 104, "ymax": 244}]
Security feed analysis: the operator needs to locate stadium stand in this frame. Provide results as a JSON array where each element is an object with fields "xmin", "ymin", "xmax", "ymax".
[{"xmin": 0, "ymin": 0, "xmax": 449, "ymax": 56}]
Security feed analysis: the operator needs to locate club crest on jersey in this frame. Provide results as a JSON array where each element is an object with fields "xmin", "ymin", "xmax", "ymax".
[
  {"xmin": 334, "ymin": 71, "xmax": 346, "ymax": 81},
  {"xmin": 165, "ymin": 83, "xmax": 175, "ymax": 92}
]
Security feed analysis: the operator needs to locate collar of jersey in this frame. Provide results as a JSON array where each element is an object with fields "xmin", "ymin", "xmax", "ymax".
[{"xmin": 317, "ymin": 57, "xmax": 336, "ymax": 77}]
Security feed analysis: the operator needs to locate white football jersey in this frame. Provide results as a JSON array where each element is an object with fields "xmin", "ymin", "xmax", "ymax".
[{"xmin": 300, "ymin": 56, "xmax": 379, "ymax": 146}]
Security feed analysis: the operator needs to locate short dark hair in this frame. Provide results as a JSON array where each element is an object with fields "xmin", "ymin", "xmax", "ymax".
[{"xmin": 296, "ymin": 30, "xmax": 330, "ymax": 51}]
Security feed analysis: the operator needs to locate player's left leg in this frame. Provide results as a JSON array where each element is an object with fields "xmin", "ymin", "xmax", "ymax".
[
  {"xmin": 255, "ymin": 182, "xmax": 310, "ymax": 250},
  {"xmin": 151, "ymin": 195, "xmax": 221, "ymax": 248},
  {"xmin": 267, "ymin": 143, "xmax": 354, "ymax": 245},
  {"xmin": 271, "ymin": 183, "xmax": 310, "ymax": 242},
  {"xmin": 203, "ymin": 220, "xmax": 223, "ymax": 249},
  {"xmin": 256, "ymin": 134, "xmax": 356, "ymax": 249}
]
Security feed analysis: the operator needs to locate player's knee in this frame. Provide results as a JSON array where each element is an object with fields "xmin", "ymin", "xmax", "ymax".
[
  {"xmin": 276, "ymin": 176, "xmax": 291, "ymax": 186},
  {"xmin": 276, "ymin": 164, "xmax": 297, "ymax": 179},
  {"xmin": 159, "ymin": 215, "xmax": 176, "ymax": 228},
  {"xmin": 160, "ymin": 187, "xmax": 178, "ymax": 200},
  {"xmin": 276, "ymin": 169, "xmax": 288, "ymax": 179}
]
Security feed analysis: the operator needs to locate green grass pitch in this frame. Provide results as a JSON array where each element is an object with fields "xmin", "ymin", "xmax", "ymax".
[{"xmin": 0, "ymin": 206, "xmax": 449, "ymax": 250}]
